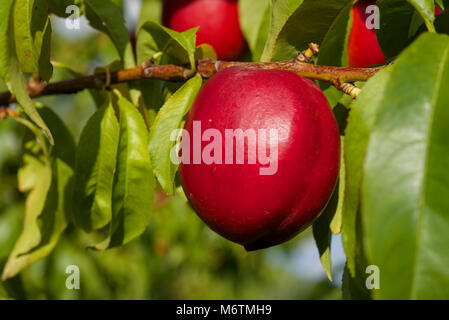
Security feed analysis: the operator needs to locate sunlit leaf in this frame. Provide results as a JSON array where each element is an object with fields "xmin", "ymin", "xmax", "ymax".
[
  {"xmin": 84, "ymin": 0, "xmax": 135, "ymax": 68},
  {"xmin": 108, "ymin": 93, "xmax": 155, "ymax": 247},
  {"xmin": 407, "ymin": 0, "xmax": 436, "ymax": 32},
  {"xmin": 194, "ymin": 44, "xmax": 217, "ymax": 61},
  {"xmin": 239, "ymin": 0, "xmax": 270, "ymax": 54},
  {"xmin": 342, "ymin": 66, "xmax": 392, "ymax": 275},
  {"xmin": 149, "ymin": 74, "xmax": 202, "ymax": 195},
  {"xmin": 73, "ymin": 102, "xmax": 120, "ymax": 232},
  {"xmin": 0, "ymin": 0, "xmax": 53, "ymax": 143},
  {"xmin": 137, "ymin": 20, "xmax": 197, "ymax": 69},
  {"xmin": 312, "ymin": 184, "xmax": 339, "ymax": 281},
  {"xmin": 260, "ymin": 0, "xmax": 303, "ymax": 62},
  {"xmin": 14, "ymin": 0, "xmax": 53, "ymax": 81},
  {"xmin": 263, "ymin": 0, "xmax": 352, "ymax": 62},
  {"xmin": 362, "ymin": 33, "xmax": 449, "ymax": 299},
  {"xmin": 2, "ymin": 106, "xmax": 75, "ymax": 280}
]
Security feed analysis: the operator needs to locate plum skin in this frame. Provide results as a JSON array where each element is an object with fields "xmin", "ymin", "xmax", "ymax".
[
  {"xmin": 348, "ymin": 0, "xmax": 386, "ymax": 68},
  {"xmin": 179, "ymin": 67, "xmax": 341, "ymax": 250},
  {"xmin": 162, "ymin": 0, "xmax": 246, "ymax": 60},
  {"xmin": 348, "ymin": 1, "xmax": 443, "ymax": 68}
]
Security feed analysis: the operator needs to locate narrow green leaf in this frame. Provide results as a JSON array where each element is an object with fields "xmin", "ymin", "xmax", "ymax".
[
  {"xmin": 109, "ymin": 94, "xmax": 155, "ymax": 247},
  {"xmin": 14, "ymin": 0, "xmax": 53, "ymax": 81},
  {"xmin": 260, "ymin": 0, "xmax": 303, "ymax": 62},
  {"xmin": 136, "ymin": 21, "xmax": 198, "ymax": 114},
  {"xmin": 252, "ymin": 4, "xmax": 271, "ymax": 61},
  {"xmin": 73, "ymin": 102, "xmax": 120, "ymax": 232},
  {"xmin": 194, "ymin": 44, "xmax": 217, "ymax": 61},
  {"xmin": 137, "ymin": 20, "xmax": 197, "ymax": 69},
  {"xmin": 84, "ymin": 0, "xmax": 135, "ymax": 68},
  {"xmin": 362, "ymin": 33, "xmax": 449, "ymax": 299},
  {"xmin": 34, "ymin": 156, "xmax": 72, "ymax": 249},
  {"xmin": 149, "ymin": 74, "xmax": 202, "ymax": 195},
  {"xmin": 2, "ymin": 106, "xmax": 75, "ymax": 280},
  {"xmin": 17, "ymin": 132, "xmax": 47, "ymax": 192},
  {"xmin": 0, "ymin": 0, "xmax": 53, "ymax": 143},
  {"xmin": 342, "ymin": 67, "xmax": 392, "ymax": 276},
  {"xmin": 313, "ymin": 184, "xmax": 339, "ymax": 281},
  {"xmin": 342, "ymin": 263, "xmax": 372, "ymax": 300},
  {"xmin": 138, "ymin": 0, "xmax": 162, "ymax": 25},
  {"xmin": 316, "ymin": 0, "xmax": 352, "ymax": 87},
  {"xmin": 330, "ymin": 139, "xmax": 345, "ymax": 235},
  {"xmin": 238, "ymin": 0, "xmax": 270, "ymax": 53},
  {"xmin": 0, "ymin": 281, "xmax": 8, "ymax": 300},
  {"xmin": 407, "ymin": 0, "xmax": 436, "ymax": 32},
  {"xmin": 2, "ymin": 161, "xmax": 52, "ymax": 280},
  {"xmin": 26, "ymin": 106, "xmax": 75, "ymax": 244}
]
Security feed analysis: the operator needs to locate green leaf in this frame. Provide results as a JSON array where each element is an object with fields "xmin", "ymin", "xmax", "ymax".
[
  {"xmin": 137, "ymin": 20, "xmax": 197, "ymax": 69},
  {"xmin": 14, "ymin": 0, "xmax": 53, "ymax": 81},
  {"xmin": 0, "ymin": 0, "xmax": 53, "ymax": 143},
  {"xmin": 342, "ymin": 67, "xmax": 392, "ymax": 276},
  {"xmin": 149, "ymin": 74, "xmax": 202, "ymax": 195},
  {"xmin": 407, "ymin": 0, "xmax": 436, "ymax": 32},
  {"xmin": 194, "ymin": 44, "xmax": 217, "ymax": 61},
  {"xmin": 17, "ymin": 132, "xmax": 47, "ymax": 192},
  {"xmin": 330, "ymin": 138, "xmax": 345, "ymax": 235},
  {"xmin": 239, "ymin": 0, "xmax": 270, "ymax": 54},
  {"xmin": 84, "ymin": 0, "xmax": 135, "ymax": 68},
  {"xmin": 2, "ymin": 106, "xmax": 75, "ymax": 280},
  {"xmin": 2, "ymin": 160, "xmax": 52, "ymax": 280},
  {"xmin": 138, "ymin": 0, "xmax": 162, "ymax": 25},
  {"xmin": 35, "ymin": 154, "xmax": 72, "ymax": 250},
  {"xmin": 0, "ymin": 280, "xmax": 9, "ymax": 300},
  {"xmin": 73, "ymin": 102, "xmax": 120, "ymax": 232},
  {"xmin": 266, "ymin": 0, "xmax": 352, "ymax": 61},
  {"xmin": 3, "ymin": 158, "xmax": 72, "ymax": 281},
  {"xmin": 312, "ymin": 184, "xmax": 340, "ymax": 282},
  {"xmin": 361, "ymin": 33, "xmax": 449, "ymax": 299},
  {"xmin": 324, "ymin": 86, "xmax": 344, "ymax": 109},
  {"xmin": 135, "ymin": 20, "xmax": 198, "ymax": 113},
  {"xmin": 252, "ymin": 4, "xmax": 271, "ymax": 61},
  {"xmin": 316, "ymin": 0, "xmax": 352, "ymax": 82},
  {"xmin": 342, "ymin": 263, "xmax": 371, "ymax": 300},
  {"xmin": 260, "ymin": 0, "xmax": 303, "ymax": 62},
  {"xmin": 109, "ymin": 93, "xmax": 155, "ymax": 247}
]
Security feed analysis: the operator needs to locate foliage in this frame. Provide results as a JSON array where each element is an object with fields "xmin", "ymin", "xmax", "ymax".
[{"xmin": 0, "ymin": 0, "xmax": 448, "ymax": 299}]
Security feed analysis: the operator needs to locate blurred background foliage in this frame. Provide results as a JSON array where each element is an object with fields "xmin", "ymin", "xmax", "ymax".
[{"xmin": 0, "ymin": 0, "xmax": 344, "ymax": 299}]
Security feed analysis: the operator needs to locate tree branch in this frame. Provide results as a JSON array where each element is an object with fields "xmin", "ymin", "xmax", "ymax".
[{"xmin": 0, "ymin": 58, "xmax": 383, "ymax": 106}]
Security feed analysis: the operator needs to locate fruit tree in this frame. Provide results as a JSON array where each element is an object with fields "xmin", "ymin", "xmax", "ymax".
[{"xmin": 0, "ymin": 0, "xmax": 448, "ymax": 300}]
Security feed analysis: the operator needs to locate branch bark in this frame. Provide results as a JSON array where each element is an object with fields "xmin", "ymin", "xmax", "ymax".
[{"xmin": 0, "ymin": 58, "xmax": 383, "ymax": 106}]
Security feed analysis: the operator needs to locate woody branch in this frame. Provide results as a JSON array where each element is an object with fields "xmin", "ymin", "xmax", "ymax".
[{"xmin": 0, "ymin": 48, "xmax": 382, "ymax": 110}]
